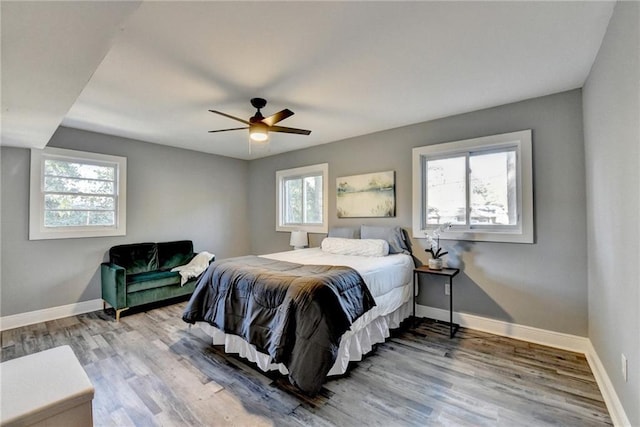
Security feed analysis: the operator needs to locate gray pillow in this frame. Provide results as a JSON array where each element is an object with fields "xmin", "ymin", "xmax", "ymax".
[
  {"xmin": 360, "ymin": 225, "xmax": 410, "ymax": 254},
  {"xmin": 328, "ymin": 227, "xmax": 360, "ymax": 239}
]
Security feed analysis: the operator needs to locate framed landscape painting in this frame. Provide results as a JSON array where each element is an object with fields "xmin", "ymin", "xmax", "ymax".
[{"xmin": 337, "ymin": 171, "xmax": 395, "ymax": 218}]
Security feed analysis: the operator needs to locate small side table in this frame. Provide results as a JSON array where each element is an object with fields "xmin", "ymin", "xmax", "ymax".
[{"xmin": 413, "ymin": 266, "xmax": 461, "ymax": 338}]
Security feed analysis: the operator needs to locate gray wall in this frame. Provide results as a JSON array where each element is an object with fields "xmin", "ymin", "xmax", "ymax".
[
  {"xmin": 583, "ymin": 2, "xmax": 639, "ymax": 425},
  {"xmin": 1, "ymin": 127, "xmax": 250, "ymax": 316},
  {"xmin": 249, "ymin": 90, "xmax": 588, "ymax": 336},
  {"xmin": 2, "ymin": 93, "xmax": 591, "ymax": 339}
]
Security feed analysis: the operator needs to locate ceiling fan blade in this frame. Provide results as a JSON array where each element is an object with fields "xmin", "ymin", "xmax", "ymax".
[
  {"xmin": 262, "ymin": 109, "xmax": 294, "ymax": 127},
  {"xmin": 208, "ymin": 127, "xmax": 248, "ymax": 133},
  {"xmin": 269, "ymin": 125, "xmax": 311, "ymax": 135},
  {"xmin": 208, "ymin": 110, "xmax": 250, "ymax": 125}
]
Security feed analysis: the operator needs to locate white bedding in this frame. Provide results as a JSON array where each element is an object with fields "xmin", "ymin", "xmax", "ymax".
[
  {"xmin": 262, "ymin": 248, "xmax": 412, "ymax": 300},
  {"xmin": 195, "ymin": 247, "xmax": 414, "ymax": 377}
]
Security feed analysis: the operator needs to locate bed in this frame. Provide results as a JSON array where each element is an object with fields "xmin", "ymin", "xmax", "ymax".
[{"xmin": 182, "ymin": 227, "xmax": 414, "ymax": 394}]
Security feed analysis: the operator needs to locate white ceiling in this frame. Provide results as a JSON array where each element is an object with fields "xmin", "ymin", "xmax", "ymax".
[{"xmin": 2, "ymin": 1, "xmax": 615, "ymax": 160}]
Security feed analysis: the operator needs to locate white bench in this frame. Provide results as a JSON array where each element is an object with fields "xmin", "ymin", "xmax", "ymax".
[{"xmin": 1, "ymin": 345, "xmax": 94, "ymax": 427}]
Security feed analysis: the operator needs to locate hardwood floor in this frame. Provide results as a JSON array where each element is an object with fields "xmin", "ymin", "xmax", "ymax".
[{"xmin": 1, "ymin": 302, "xmax": 611, "ymax": 426}]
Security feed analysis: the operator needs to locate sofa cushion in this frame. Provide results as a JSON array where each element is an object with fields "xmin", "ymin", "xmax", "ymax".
[
  {"xmin": 110, "ymin": 243, "xmax": 158, "ymax": 274},
  {"xmin": 126, "ymin": 270, "xmax": 182, "ymax": 293},
  {"xmin": 157, "ymin": 240, "xmax": 194, "ymax": 270}
]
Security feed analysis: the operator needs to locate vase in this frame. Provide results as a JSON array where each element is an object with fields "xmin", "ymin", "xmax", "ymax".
[{"xmin": 428, "ymin": 258, "xmax": 443, "ymax": 270}]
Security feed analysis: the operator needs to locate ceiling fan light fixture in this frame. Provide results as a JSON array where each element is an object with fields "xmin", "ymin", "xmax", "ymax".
[
  {"xmin": 250, "ymin": 122, "xmax": 269, "ymax": 142},
  {"xmin": 209, "ymin": 98, "xmax": 310, "ymax": 143}
]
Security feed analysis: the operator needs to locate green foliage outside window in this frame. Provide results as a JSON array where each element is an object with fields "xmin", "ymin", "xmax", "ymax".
[
  {"xmin": 284, "ymin": 174, "xmax": 322, "ymax": 225},
  {"xmin": 43, "ymin": 159, "xmax": 117, "ymax": 227}
]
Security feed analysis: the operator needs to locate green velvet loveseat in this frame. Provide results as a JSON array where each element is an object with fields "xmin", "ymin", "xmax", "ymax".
[{"xmin": 101, "ymin": 240, "xmax": 213, "ymax": 321}]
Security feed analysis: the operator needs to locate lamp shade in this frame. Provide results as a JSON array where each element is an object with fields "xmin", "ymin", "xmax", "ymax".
[
  {"xmin": 289, "ymin": 230, "xmax": 308, "ymax": 249},
  {"xmin": 250, "ymin": 122, "xmax": 269, "ymax": 142}
]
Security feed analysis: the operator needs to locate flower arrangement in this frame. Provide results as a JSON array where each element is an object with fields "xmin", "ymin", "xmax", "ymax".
[{"xmin": 424, "ymin": 222, "xmax": 452, "ymax": 259}]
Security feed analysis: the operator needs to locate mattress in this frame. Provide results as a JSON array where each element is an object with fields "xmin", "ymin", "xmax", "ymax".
[{"xmin": 195, "ymin": 247, "xmax": 414, "ymax": 377}]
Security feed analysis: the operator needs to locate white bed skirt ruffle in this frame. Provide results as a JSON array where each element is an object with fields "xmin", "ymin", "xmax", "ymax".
[{"xmin": 196, "ymin": 301, "xmax": 411, "ymax": 377}]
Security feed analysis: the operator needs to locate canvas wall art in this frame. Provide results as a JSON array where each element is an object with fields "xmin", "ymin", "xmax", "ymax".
[{"xmin": 336, "ymin": 171, "xmax": 395, "ymax": 218}]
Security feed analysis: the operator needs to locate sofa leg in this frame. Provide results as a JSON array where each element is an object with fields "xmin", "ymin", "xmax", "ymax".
[{"xmin": 115, "ymin": 307, "xmax": 129, "ymax": 322}]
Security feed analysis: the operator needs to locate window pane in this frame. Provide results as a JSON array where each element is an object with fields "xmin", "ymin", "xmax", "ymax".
[
  {"xmin": 44, "ymin": 176, "xmax": 114, "ymax": 195},
  {"xmin": 45, "ymin": 210, "xmax": 115, "ymax": 227},
  {"xmin": 426, "ymin": 156, "xmax": 466, "ymax": 225},
  {"xmin": 45, "ymin": 194, "xmax": 115, "ymax": 211},
  {"xmin": 412, "ymin": 130, "xmax": 532, "ymax": 243},
  {"xmin": 304, "ymin": 175, "xmax": 322, "ymax": 224},
  {"xmin": 276, "ymin": 163, "xmax": 328, "ymax": 233},
  {"xmin": 470, "ymin": 150, "xmax": 517, "ymax": 225},
  {"xmin": 45, "ymin": 159, "xmax": 115, "ymax": 180},
  {"xmin": 31, "ymin": 148, "xmax": 127, "ymax": 239},
  {"xmin": 284, "ymin": 178, "xmax": 302, "ymax": 224},
  {"xmin": 42, "ymin": 160, "xmax": 117, "ymax": 229}
]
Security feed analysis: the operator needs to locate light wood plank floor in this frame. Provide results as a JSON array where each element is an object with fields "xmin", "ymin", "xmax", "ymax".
[{"xmin": 1, "ymin": 302, "xmax": 611, "ymax": 426}]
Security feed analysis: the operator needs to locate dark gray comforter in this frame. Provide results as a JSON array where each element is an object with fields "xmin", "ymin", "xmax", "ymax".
[{"xmin": 182, "ymin": 255, "xmax": 376, "ymax": 394}]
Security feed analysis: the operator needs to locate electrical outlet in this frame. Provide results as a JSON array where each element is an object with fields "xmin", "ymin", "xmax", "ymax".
[
  {"xmin": 444, "ymin": 282, "xmax": 450, "ymax": 296},
  {"xmin": 622, "ymin": 354, "xmax": 628, "ymax": 382}
]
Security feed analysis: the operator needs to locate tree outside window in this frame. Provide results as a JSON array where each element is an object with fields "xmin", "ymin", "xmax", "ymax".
[
  {"xmin": 30, "ymin": 147, "xmax": 127, "ymax": 240},
  {"xmin": 412, "ymin": 130, "xmax": 533, "ymax": 244},
  {"xmin": 276, "ymin": 163, "xmax": 328, "ymax": 234}
]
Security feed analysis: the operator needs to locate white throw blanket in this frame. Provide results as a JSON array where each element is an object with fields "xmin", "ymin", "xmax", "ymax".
[{"xmin": 171, "ymin": 251, "xmax": 215, "ymax": 285}]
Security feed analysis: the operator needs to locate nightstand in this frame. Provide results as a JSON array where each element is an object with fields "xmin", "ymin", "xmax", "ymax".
[{"xmin": 413, "ymin": 266, "xmax": 460, "ymax": 338}]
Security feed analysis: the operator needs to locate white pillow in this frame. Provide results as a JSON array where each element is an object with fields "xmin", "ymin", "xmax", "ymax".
[{"xmin": 321, "ymin": 237, "xmax": 389, "ymax": 257}]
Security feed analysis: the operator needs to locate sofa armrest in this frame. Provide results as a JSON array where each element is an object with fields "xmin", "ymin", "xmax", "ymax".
[{"xmin": 101, "ymin": 263, "xmax": 127, "ymax": 309}]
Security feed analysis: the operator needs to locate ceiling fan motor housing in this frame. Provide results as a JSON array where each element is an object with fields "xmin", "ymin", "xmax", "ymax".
[
  {"xmin": 250, "ymin": 97, "xmax": 267, "ymax": 110},
  {"xmin": 250, "ymin": 98, "xmax": 267, "ymax": 122}
]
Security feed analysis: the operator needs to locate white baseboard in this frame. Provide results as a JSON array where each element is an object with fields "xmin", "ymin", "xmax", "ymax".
[
  {"xmin": 415, "ymin": 304, "xmax": 590, "ymax": 353},
  {"xmin": 0, "ymin": 299, "xmax": 103, "ymax": 331},
  {"xmin": 584, "ymin": 341, "xmax": 632, "ymax": 427},
  {"xmin": 416, "ymin": 304, "xmax": 630, "ymax": 426}
]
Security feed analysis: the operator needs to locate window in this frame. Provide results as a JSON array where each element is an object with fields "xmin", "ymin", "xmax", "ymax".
[
  {"xmin": 412, "ymin": 130, "xmax": 533, "ymax": 243},
  {"xmin": 276, "ymin": 163, "xmax": 328, "ymax": 233},
  {"xmin": 30, "ymin": 147, "xmax": 127, "ymax": 240}
]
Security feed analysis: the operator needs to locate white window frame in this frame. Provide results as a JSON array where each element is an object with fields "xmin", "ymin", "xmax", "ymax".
[
  {"xmin": 412, "ymin": 130, "xmax": 533, "ymax": 243},
  {"xmin": 276, "ymin": 163, "xmax": 328, "ymax": 234},
  {"xmin": 29, "ymin": 147, "xmax": 127, "ymax": 240}
]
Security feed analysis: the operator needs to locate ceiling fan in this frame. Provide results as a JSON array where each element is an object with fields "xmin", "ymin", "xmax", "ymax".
[{"xmin": 208, "ymin": 98, "xmax": 311, "ymax": 142}]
